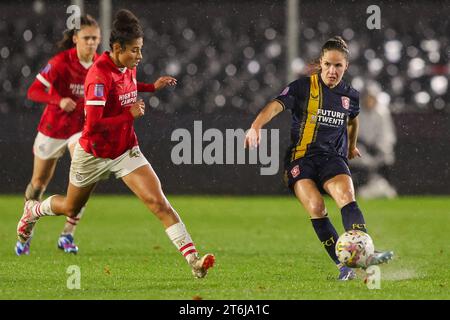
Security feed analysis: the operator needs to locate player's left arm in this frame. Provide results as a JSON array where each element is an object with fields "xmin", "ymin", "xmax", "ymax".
[
  {"xmin": 137, "ymin": 76, "xmax": 177, "ymax": 92},
  {"xmin": 347, "ymin": 116, "xmax": 361, "ymax": 159}
]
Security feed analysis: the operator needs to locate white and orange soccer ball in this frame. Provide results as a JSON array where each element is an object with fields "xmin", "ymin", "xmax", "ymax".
[{"xmin": 335, "ymin": 230, "xmax": 375, "ymax": 268}]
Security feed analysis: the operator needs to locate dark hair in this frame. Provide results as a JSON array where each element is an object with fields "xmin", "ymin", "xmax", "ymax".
[
  {"xmin": 110, "ymin": 9, "xmax": 144, "ymax": 49},
  {"xmin": 57, "ymin": 14, "xmax": 99, "ymax": 51},
  {"xmin": 320, "ymin": 36, "xmax": 349, "ymax": 59},
  {"xmin": 306, "ymin": 36, "xmax": 349, "ymax": 75}
]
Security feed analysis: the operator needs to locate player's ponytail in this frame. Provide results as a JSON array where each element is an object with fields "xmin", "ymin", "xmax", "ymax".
[
  {"xmin": 109, "ymin": 9, "xmax": 144, "ymax": 49},
  {"xmin": 57, "ymin": 14, "xmax": 99, "ymax": 51},
  {"xmin": 306, "ymin": 57, "xmax": 321, "ymax": 75}
]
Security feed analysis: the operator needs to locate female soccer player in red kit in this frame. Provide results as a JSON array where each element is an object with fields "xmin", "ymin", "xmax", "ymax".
[
  {"xmin": 24, "ymin": 15, "xmax": 100, "ymax": 254},
  {"xmin": 16, "ymin": 9, "xmax": 215, "ymax": 279}
]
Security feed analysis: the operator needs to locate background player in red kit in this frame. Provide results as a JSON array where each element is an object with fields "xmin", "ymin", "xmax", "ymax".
[
  {"xmin": 16, "ymin": 9, "xmax": 215, "ymax": 279},
  {"xmin": 23, "ymin": 15, "xmax": 101, "ymax": 254}
]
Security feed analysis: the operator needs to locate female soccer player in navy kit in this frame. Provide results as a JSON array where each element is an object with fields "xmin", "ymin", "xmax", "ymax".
[
  {"xmin": 245, "ymin": 36, "xmax": 393, "ymax": 280},
  {"xmin": 16, "ymin": 9, "xmax": 215, "ymax": 278},
  {"xmin": 23, "ymin": 15, "xmax": 101, "ymax": 254}
]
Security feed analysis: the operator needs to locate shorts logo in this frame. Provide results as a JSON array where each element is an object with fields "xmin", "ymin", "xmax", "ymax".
[
  {"xmin": 75, "ymin": 172, "xmax": 83, "ymax": 182},
  {"xmin": 280, "ymin": 86, "xmax": 289, "ymax": 96},
  {"xmin": 176, "ymin": 239, "xmax": 185, "ymax": 247},
  {"xmin": 94, "ymin": 84, "xmax": 104, "ymax": 97},
  {"xmin": 341, "ymin": 96, "xmax": 350, "ymax": 109},
  {"xmin": 129, "ymin": 149, "xmax": 141, "ymax": 158},
  {"xmin": 291, "ymin": 165, "xmax": 300, "ymax": 178}
]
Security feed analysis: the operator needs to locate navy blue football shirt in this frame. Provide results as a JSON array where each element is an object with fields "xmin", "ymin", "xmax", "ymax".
[{"xmin": 274, "ymin": 73, "xmax": 360, "ymax": 163}]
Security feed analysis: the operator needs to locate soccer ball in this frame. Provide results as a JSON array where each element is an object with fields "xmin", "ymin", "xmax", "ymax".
[{"xmin": 335, "ymin": 230, "xmax": 374, "ymax": 268}]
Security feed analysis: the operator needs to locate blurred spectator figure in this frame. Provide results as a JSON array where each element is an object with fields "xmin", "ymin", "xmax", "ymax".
[{"xmin": 352, "ymin": 82, "xmax": 398, "ymax": 199}]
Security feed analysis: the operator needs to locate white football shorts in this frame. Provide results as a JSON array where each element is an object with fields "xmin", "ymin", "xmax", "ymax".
[
  {"xmin": 33, "ymin": 131, "xmax": 82, "ymax": 160},
  {"xmin": 69, "ymin": 142, "xmax": 150, "ymax": 188}
]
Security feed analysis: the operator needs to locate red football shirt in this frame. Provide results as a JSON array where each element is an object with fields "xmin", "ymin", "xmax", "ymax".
[
  {"xmin": 34, "ymin": 47, "xmax": 98, "ymax": 139},
  {"xmin": 79, "ymin": 52, "xmax": 155, "ymax": 159}
]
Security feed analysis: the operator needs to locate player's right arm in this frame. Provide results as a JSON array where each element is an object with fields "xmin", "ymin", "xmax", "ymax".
[
  {"xmin": 245, "ymin": 80, "xmax": 300, "ymax": 148},
  {"xmin": 244, "ymin": 100, "xmax": 283, "ymax": 149},
  {"xmin": 85, "ymin": 100, "xmax": 145, "ymax": 133},
  {"xmin": 84, "ymin": 72, "xmax": 145, "ymax": 133}
]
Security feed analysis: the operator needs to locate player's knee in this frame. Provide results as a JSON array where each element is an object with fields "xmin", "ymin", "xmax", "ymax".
[
  {"xmin": 337, "ymin": 189, "xmax": 355, "ymax": 204},
  {"xmin": 144, "ymin": 196, "xmax": 171, "ymax": 215},
  {"xmin": 306, "ymin": 200, "xmax": 326, "ymax": 218}
]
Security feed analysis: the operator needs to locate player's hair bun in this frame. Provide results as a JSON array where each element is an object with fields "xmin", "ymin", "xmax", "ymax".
[
  {"xmin": 110, "ymin": 9, "xmax": 143, "ymax": 49},
  {"xmin": 113, "ymin": 9, "xmax": 139, "ymax": 32}
]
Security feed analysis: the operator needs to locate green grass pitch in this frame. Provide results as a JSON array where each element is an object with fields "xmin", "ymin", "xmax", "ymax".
[{"xmin": 0, "ymin": 195, "xmax": 448, "ymax": 299}]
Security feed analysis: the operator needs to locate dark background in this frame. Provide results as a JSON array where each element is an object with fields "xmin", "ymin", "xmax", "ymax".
[{"xmin": 0, "ymin": 0, "xmax": 449, "ymax": 195}]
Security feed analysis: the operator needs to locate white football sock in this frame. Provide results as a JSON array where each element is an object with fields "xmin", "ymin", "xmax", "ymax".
[
  {"xmin": 62, "ymin": 206, "xmax": 86, "ymax": 236},
  {"xmin": 32, "ymin": 195, "xmax": 56, "ymax": 218},
  {"xmin": 165, "ymin": 222, "xmax": 198, "ymax": 264}
]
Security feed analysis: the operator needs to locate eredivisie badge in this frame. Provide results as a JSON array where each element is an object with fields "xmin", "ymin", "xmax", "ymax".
[
  {"xmin": 41, "ymin": 63, "xmax": 51, "ymax": 74},
  {"xmin": 94, "ymin": 84, "xmax": 104, "ymax": 97},
  {"xmin": 341, "ymin": 96, "xmax": 350, "ymax": 110},
  {"xmin": 280, "ymin": 86, "xmax": 289, "ymax": 96}
]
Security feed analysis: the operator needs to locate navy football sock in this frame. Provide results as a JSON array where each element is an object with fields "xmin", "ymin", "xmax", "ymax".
[
  {"xmin": 341, "ymin": 201, "xmax": 367, "ymax": 232},
  {"xmin": 311, "ymin": 216, "xmax": 340, "ymax": 265}
]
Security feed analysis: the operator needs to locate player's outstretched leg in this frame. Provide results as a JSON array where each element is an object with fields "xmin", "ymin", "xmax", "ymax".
[
  {"xmin": 341, "ymin": 202, "xmax": 394, "ymax": 268},
  {"xmin": 122, "ymin": 165, "xmax": 215, "ymax": 278},
  {"xmin": 190, "ymin": 253, "xmax": 216, "ymax": 279},
  {"xmin": 165, "ymin": 222, "xmax": 215, "ymax": 279},
  {"xmin": 310, "ymin": 217, "xmax": 356, "ymax": 281},
  {"xmin": 366, "ymin": 250, "xmax": 394, "ymax": 267}
]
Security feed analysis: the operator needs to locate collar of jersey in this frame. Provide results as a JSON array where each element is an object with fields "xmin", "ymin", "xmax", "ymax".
[
  {"xmin": 69, "ymin": 47, "xmax": 96, "ymax": 70},
  {"xmin": 103, "ymin": 51, "xmax": 128, "ymax": 73}
]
